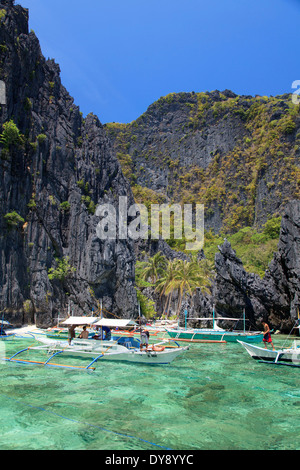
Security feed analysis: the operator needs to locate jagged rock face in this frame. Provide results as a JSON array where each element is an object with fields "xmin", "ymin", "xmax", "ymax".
[
  {"xmin": 0, "ymin": 1, "xmax": 138, "ymax": 326},
  {"xmin": 211, "ymin": 201, "xmax": 300, "ymax": 332},
  {"xmin": 213, "ymin": 240, "xmax": 269, "ymax": 327},
  {"xmin": 264, "ymin": 200, "xmax": 300, "ymax": 323}
]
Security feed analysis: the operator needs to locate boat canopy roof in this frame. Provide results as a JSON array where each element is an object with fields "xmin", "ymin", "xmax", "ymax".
[
  {"xmin": 94, "ymin": 319, "xmax": 137, "ymax": 329},
  {"xmin": 61, "ymin": 316, "xmax": 98, "ymax": 326},
  {"xmin": 188, "ymin": 317, "xmax": 245, "ymax": 321}
]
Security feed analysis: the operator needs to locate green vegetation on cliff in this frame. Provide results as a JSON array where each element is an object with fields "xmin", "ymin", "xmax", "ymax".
[
  {"xmin": 203, "ymin": 216, "xmax": 281, "ymax": 278},
  {"xmin": 105, "ymin": 91, "xmax": 300, "ymax": 235}
]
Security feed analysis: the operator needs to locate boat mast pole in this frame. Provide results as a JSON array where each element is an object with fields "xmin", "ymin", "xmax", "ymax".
[
  {"xmin": 243, "ymin": 308, "xmax": 246, "ymax": 333},
  {"xmin": 100, "ymin": 299, "xmax": 103, "ymax": 340},
  {"xmin": 138, "ymin": 302, "xmax": 142, "ymax": 342},
  {"xmin": 213, "ymin": 305, "xmax": 215, "ymax": 330},
  {"xmin": 0, "ymin": 311, "xmax": 4, "ymax": 336}
]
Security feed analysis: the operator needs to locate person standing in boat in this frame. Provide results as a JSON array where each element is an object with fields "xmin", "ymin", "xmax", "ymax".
[
  {"xmin": 262, "ymin": 321, "xmax": 275, "ymax": 350},
  {"xmin": 140, "ymin": 329, "xmax": 149, "ymax": 351},
  {"xmin": 68, "ymin": 325, "xmax": 76, "ymax": 345}
]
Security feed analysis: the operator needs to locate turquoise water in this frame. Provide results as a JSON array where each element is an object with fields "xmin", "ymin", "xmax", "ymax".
[{"xmin": 0, "ymin": 335, "xmax": 299, "ymax": 450}]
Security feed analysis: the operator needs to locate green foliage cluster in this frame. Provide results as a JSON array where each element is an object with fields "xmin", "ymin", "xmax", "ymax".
[
  {"xmin": 136, "ymin": 290, "xmax": 157, "ymax": 319},
  {"xmin": 0, "ymin": 9, "xmax": 6, "ymax": 22},
  {"xmin": 24, "ymin": 97, "xmax": 32, "ymax": 111},
  {"xmin": 116, "ymin": 152, "xmax": 135, "ymax": 183},
  {"xmin": 77, "ymin": 179, "xmax": 88, "ymax": 192},
  {"xmin": 0, "ymin": 120, "xmax": 23, "ymax": 149},
  {"xmin": 203, "ymin": 216, "xmax": 282, "ymax": 278},
  {"xmin": 27, "ymin": 195, "xmax": 37, "ymax": 210},
  {"xmin": 262, "ymin": 216, "xmax": 281, "ymax": 239},
  {"xmin": 136, "ymin": 252, "xmax": 212, "ymax": 319},
  {"xmin": 37, "ymin": 133, "xmax": 47, "ymax": 144},
  {"xmin": 3, "ymin": 211, "xmax": 25, "ymax": 227},
  {"xmin": 131, "ymin": 185, "xmax": 166, "ymax": 210},
  {"xmin": 77, "ymin": 180, "xmax": 96, "ymax": 214},
  {"xmin": 59, "ymin": 201, "xmax": 71, "ymax": 212},
  {"xmin": 81, "ymin": 195, "xmax": 96, "ymax": 214},
  {"xmin": 48, "ymin": 256, "xmax": 76, "ymax": 282},
  {"xmin": 23, "ymin": 299, "xmax": 33, "ymax": 314}
]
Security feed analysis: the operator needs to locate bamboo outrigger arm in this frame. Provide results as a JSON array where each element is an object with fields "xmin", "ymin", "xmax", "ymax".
[{"xmin": 4, "ymin": 346, "xmax": 96, "ymax": 371}]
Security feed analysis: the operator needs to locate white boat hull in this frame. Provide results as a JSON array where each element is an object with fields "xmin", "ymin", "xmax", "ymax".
[
  {"xmin": 34, "ymin": 337, "xmax": 188, "ymax": 365},
  {"xmin": 238, "ymin": 341, "xmax": 300, "ymax": 365}
]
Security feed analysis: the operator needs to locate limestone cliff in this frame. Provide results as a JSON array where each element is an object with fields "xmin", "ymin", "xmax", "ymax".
[
  {"xmin": 0, "ymin": 0, "xmax": 138, "ymax": 326},
  {"xmin": 106, "ymin": 90, "xmax": 300, "ymax": 233}
]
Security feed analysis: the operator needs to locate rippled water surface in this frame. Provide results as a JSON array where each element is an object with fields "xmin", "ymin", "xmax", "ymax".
[{"xmin": 0, "ymin": 335, "xmax": 299, "ymax": 450}]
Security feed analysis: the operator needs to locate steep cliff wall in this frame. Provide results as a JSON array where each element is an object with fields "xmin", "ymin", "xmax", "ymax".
[
  {"xmin": 106, "ymin": 90, "xmax": 300, "ymax": 233},
  {"xmin": 0, "ymin": 0, "xmax": 138, "ymax": 326}
]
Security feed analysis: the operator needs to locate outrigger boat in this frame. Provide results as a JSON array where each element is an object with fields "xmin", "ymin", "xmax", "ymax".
[
  {"xmin": 238, "ymin": 340, "xmax": 300, "ymax": 367},
  {"xmin": 5, "ymin": 318, "xmax": 189, "ymax": 369},
  {"xmin": 165, "ymin": 309, "xmax": 264, "ymax": 344}
]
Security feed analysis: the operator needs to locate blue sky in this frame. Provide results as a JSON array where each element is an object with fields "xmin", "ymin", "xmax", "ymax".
[{"xmin": 21, "ymin": 0, "xmax": 300, "ymax": 124}]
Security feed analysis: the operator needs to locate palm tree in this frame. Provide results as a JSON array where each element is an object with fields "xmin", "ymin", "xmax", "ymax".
[
  {"xmin": 155, "ymin": 259, "xmax": 178, "ymax": 318},
  {"xmin": 141, "ymin": 251, "xmax": 167, "ymax": 285},
  {"xmin": 171, "ymin": 257, "xmax": 212, "ymax": 318},
  {"xmin": 189, "ymin": 252, "xmax": 215, "ymax": 279}
]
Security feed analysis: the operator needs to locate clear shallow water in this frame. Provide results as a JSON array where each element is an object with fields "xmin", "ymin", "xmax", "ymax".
[{"xmin": 0, "ymin": 335, "xmax": 299, "ymax": 450}]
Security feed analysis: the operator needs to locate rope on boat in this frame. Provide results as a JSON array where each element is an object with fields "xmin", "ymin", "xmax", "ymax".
[
  {"xmin": 280, "ymin": 320, "xmax": 300, "ymax": 349},
  {"xmin": 0, "ymin": 393, "xmax": 172, "ymax": 450}
]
